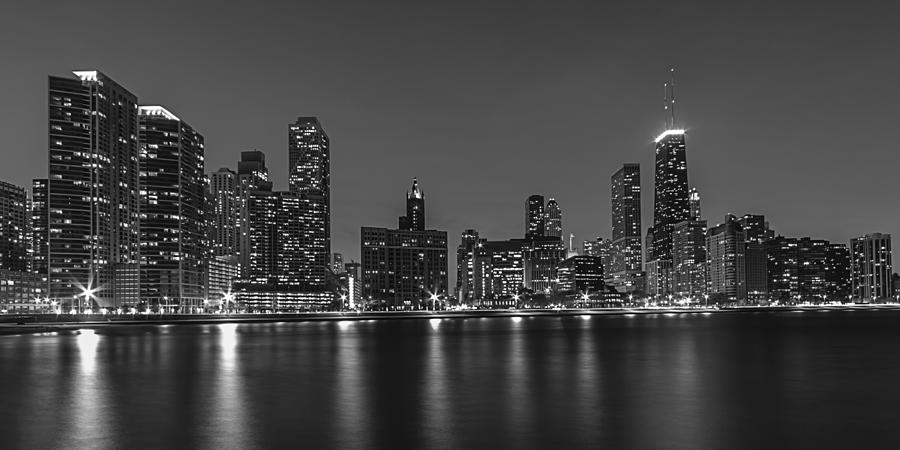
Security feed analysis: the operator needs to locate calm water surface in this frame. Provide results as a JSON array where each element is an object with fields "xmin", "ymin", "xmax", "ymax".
[{"xmin": 2, "ymin": 311, "xmax": 900, "ymax": 449}]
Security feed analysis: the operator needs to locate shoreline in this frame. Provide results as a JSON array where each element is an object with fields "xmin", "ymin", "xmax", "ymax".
[{"xmin": 3, "ymin": 304, "xmax": 900, "ymax": 337}]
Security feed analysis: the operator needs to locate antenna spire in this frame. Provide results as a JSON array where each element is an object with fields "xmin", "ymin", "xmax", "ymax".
[
  {"xmin": 669, "ymin": 67, "xmax": 676, "ymax": 129},
  {"xmin": 663, "ymin": 82, "xmax": 670, "ymax": 130}
]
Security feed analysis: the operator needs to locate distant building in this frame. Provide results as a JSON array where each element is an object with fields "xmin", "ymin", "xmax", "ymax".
[
  {"xmin": 236, "ymin": 151, "xmax": 271, "ymax": 278},
  {"xmin": 767, "ymin": 237, "xmax": 852, "ymax": 303},
  {"xmin": 456, "ymin": 229, "xmax": 480, "ymax": 303},
  {"xmin": 399, "ymin": 178, "xmax": 425, "ymax": 231},
  {"xmin": 850, "ymin": 233, "xmax": 892, "ymax": 302},
  {"xmin": 138, "ymin": 106, "xmax": 206, "ymax": 310},
  {"xmin": 332, "ymin": 253, "xmax": 345, "ymax": 274},
  {"xmin": 609, "ymin": 164, "xmax": 643, "ymax": 293},
  {"xmin": 361, "ymin": 178, "xmax": 448, "ymax": 308},
  {"xmin": 689, "ymin": 187, "xmax": 701, "ymax": 219},
  {"xmin": 557, "ymin": 255, "xmax": 604, "ymax": 294},
  {"xmin": 544, "ymin": 198, "xmax": 562, "ymax": 239},
  {"xmin": 209, "ymin": 168, "xmax": 239, "ymax": 258},
  {"xmin": 0, "ymin": 181, "xmax": 28, "ymax": 273},
  {"xmin": 473, "ymin": 239, "xmax": 526, "ymax": 306},
  {"xmin": 706, "ymin": 215, "xmax": 746, "ymax": 303},
  {"xmin": 30, "ymin": 179, "xmax": 48, "ymax": 289},
  {"xmin": 672, "ymin": 219, "xmax": 707, "ymax": 299},
  {"xmin": 525, "ymin": 195, "xmax": 545, "ymax": 239},
  {"xmin": 645, "ymin": 259, "xmax": 672, "ymax": 299},
  {"xmin": 524, "ymin": 236, "xmax": 566, "ymax": 293}
]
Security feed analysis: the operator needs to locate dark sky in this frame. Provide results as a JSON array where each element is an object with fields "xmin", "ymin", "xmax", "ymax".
[{"xmin": 2, "ymin": 0, "xmax": 899, "ymax": 288}]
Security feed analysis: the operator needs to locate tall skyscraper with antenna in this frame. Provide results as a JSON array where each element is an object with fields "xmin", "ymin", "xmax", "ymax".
[
  {"xmin": 647, "ymin": 69, "xmax": 690, "ymax": 297},
  {"xmin": 651, "ymin": 69, "xmax": 690, "ymax": 264}
]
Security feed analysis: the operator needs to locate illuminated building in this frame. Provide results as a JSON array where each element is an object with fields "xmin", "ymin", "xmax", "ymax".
[
  {"xmin": 0, "ymin": 181, "xmax": 28, "ymax": 273},
  {"xmin": 473, "ymin": 239, "xmax": 525, "ymax": 306},
  {"xmin": 47, "ymin": 70, "xmax": 140, "ymax": 307},
  {"xmin": 331, "ymin": 253, "xmax": 345, "ymax": 274},
  {"xmin": 706, "ymin": 215, "xmax": 746, "ymax": 303},
  {"xmin": 138, "ymin": 106, "xmax": 206, "ymax": 310},
  {"xmin": 737, "ymin": 214, "xmax": 774, "ymax": 303},
  {"xmin": 237, "ymin": 150, "xmax": 270, "ymax": 278},
  {"xmin": 235, "ymin": 187, "xmax": 331, "ymax": 311},
  {"xmin": 399, "ymin": 178, "xmax": 425, "ymax": 231},
  {"xmin": 651, "ymin": 128, "xmax": 689, "ymax": 264},
  {"xmin": 850, "ymin": 233, "xmax": 892, "ymax": 302},
  {"xmin": 645, "ymin": 259, "xmax": 672, "ymax": 298},
  {"xmin": 361, "ymin": 178, "xmax": 448, "ymax": 308},
  {"xmin": 557, "ymin": 255, "xmax": 604, "ymax": 294},
  {"xmin": 609, "ymin": 163, "xmax": 643, "ymax": 293},
  {"xmin": 456, "ymin": 229, "xmax": 480, "ymax": 303},
  {"xmin": 209, "ymin": 168, "xmax": 239, "ymax": 258},
  {"xmin": 672, "ymin": 218, "xmax": 707, "ymax": 299},
  {"xmin": 525, "ymin": 194, "xmax": 545, "ymax": 239},
  {"xmin": 524, "ymin": 236, "xmax": 566, "ymax": 293},
  {"xmin": 544, "ymin": 198, "xmax": 562, "ymax": 239},
  {"xmin": 767, "ymin": 237, "xmax": 851, "ymax": 303},
  {"xmin": 689, "ymin": 187, "xmax": 701, "ymax": 219},
  {"xmin": 30, "ymin": 179, "xmax": 48, "ymax": 286},
  {"xmin": 289, "ymin": 117, "xmax": 330, "ymax": 261}
]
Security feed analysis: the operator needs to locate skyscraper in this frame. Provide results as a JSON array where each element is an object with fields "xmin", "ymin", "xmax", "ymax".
[
  {"xmin": 738, "ymin": 214, "xmax": 773, "ymax": 303},
  {"xmin": 544, "ymin": 198, "xmax": 562, "ymax": 239},
  {"xmin": 651, "ymin": 128, "xmax": 689, "ymax": 263},
  {"xmin": 399, "ymin": 178, "xmax": 425, "ymax": 231},
  {"xmin": 288, "ymin": 117, "xmax": 330, "ymax": 258},
  {"xmin": 138, "ymin": 106, "xmax": 206, "ymax": 310},
  {"xmin": 456, "ymin": 229, "xmax": 480, "ymax": 303},
  {"xmin": 30, "ymin": 179, "xmax": 48, "ymax": 283},
  {"xmin": 672, "ymin": 218, "xmax": 707, "ymax": 299},
  {"xmin": 525, "ymin": 194, "xmax": 545, "ymax": 239},
  {"xmin": 473, "ymin": 239, "xmax": 526, "ymax": 306},
  {"xmin": 209, "ymin": 168, "xmax": 239, "ymax": 258},
  {"xmin": 689, "ymin": 187, "xmax": 701, "ymax": 219},
  {"xmin": 0, "ymin": 181, "xmax": 28, "ymax": 272},
  {"xmin": 706, "ymin": 215, "xmax": 746, "ymax": 303},
  {"xmin": 850, "ymin": 233, "xmax": 892, "ymax": 302},
  {"xmin": 237, "ymin": 150, "xmax": 270, "ymax": 278},
  {"xmin": 609, "ymin": 163, "xmax": 643, "ymax": 292},
  {"xmin": 361, "ymin": 177, "xmax": 448, "ymax": 308},
  {"xmin": 47, "ymin": 70, "xmax": 139, "ymax": 307}
]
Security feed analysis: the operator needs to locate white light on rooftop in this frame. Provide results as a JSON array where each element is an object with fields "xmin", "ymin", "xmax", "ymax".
[{"xmin": 654, "ymin": 129, "xmax": 686, "ymax": 143}]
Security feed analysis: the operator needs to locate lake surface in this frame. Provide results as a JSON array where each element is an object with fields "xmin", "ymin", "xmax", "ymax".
[{"xmin": 2, "ymin": 310, "xmax": 900, "ymax": 449}]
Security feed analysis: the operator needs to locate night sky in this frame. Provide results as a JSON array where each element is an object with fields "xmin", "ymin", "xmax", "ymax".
[{"xmin": 1, "ymin": 0, "xmax": 898, "ymax": 288}]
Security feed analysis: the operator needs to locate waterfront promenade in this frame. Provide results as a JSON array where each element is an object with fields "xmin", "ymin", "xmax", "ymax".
[{"xmin": 3, "ymin": 304, "xmax": 900, "ymax": 336}]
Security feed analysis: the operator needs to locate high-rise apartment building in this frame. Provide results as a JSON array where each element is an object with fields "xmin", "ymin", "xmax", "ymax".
[
  {"xmin": 456, "ymin": 229, "xmax": 480, "ymax": 303},
  {"xmin": 47, "ymin": 70, "xmax": 140, "ymax": 307},
  {"xmin": 850, "ymin": 233, "xmax": 892, "ymax": 302},
  {"xmin": 609, "ymin": 164, "xmax": 643, "ymax": 292},
  {"xmin": 237, "ymin": 150, "xmax": 271, "ymax": 278},
  {"xmin": 288, "ymin": 117, "xmax": 330, "ymax": 259},
  {"xmin": 706, "ymin": 215, "xmax": 746, "ymax": 303},
  {"xmin": 138, "ymin": 106, "xmax": 206, "ymax": 309}
]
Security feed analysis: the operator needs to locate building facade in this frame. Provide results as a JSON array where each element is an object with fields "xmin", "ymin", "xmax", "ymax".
[
  {"xmin": 850, "ymin": 233, "xmax": 892, "ymax": 302},
  {"xmin": 47, "ymin": 70, "xmax": 140, "ymax": 307},
  {"xmin": 609, "ymin": 163, "xmax": 643, "ymax": 293},
  {"xmin": 525, "ymin": 194, "xmax": 545, "ymax": 239},
  {"xmin": 138, "ymin": 106, "xmax": 206, "ymax": 310},
  {"xmin": 706, "ymin": 215, "xmax": 746, "ymax": 303}
]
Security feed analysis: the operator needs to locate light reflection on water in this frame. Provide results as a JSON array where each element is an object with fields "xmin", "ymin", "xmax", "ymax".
[{"xmin": 2, "ymin": 311, "xmax": 900, "ymax": 449}]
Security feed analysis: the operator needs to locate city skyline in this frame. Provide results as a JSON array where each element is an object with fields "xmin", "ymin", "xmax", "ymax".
[{"xmin": 1, "ymin": 2, "xmax": 900, "ymax": 293}]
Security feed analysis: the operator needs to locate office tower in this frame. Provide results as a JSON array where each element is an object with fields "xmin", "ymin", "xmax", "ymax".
[
  {"xmin": 850, "ymin": 233, "xmax": 892, "ymax": 302},
  {"xmin": 344, "ymin": 261, "xmax": 362, "ymax": 307},
  {"xmin": 672, "ymin": 218, "xmax": 707, "ymax": 299},
  {"xmin": 583, "ymin": 239, "xmax": 599, "ymax": 257},
  {"xmin": 609, "ymin": 163, "xmax": 643, "ymax": 292},
  {"xmin": 473, "ymin": 239, "xmax": 526, "ymax": 306},
  {"xmin": 768, "ymin": 237, "xmax": 852, "ymax": 303},
  {"xmin": 235, "ymin": 187, "xmax": 331, "ymax": 311},
  {"xmin": 738, "ymin": 214, "xmax": 775, "ymax": 243},
  {"xmin": 651, "ymin": 128, "xmax": 689, "ymax": 263},
  {"xmin": 525, "ymin": 194, "xmax": 545, "ymax": 239},
  {"xmin": 645, "ymin": 259, "xmax": 672, "ymax": 298},
  {"xmin": 523, "ymin": 236, "xmax": 566, "ymax": 293},
  {"xmin": 456, "ymin": 229, "xmax": 480, "ymax": 303},
  {"xmin": 288, "ymin": 117, "xmax": 330, "ymax": 257},
  {"xmin": 689, "ymin": 187, "xmax": 701, "ymax": 218},
  {"xmin": 48, "ymin": 70, "xmax": 139, "ymax": 307},
  {"xmin": 0, "ymin": 181, "xmax": 28, "ymax": 272},
  {"xmin": 30, "ymin": 179, "xmax": 48, "ymax": 282},
  {"xmin": 332, "ymin": 253, "xmax": 345, "ymax": 274},
  {"xmin": 237, "ymin": 150, "xmax": 271, "ymax": 277},
  {"xmin": 706, "ymin": 215, "xmax": 747, "ymax": 303},
  {"xmin": 824, "ymin": 243, "xmax": 851, "ymax": 301},
  {"xmin": 544, "ymin": 198, "xmax": 562, "ymax": 239},
  {"xmin": 209, "ymin": 168, "xmax": 239, "ymax": 257},
  {"xmin": 737, "ymin": 214, "xmax": 773, "ymax": 302},
  {"xmin": 138, "ymin": 106, "xmax": 206, "ymax": 310},
  {"xmin": 557, "ymin": 255, "xmax": 604, "ymax": 293},
  {"xmin": 361, "ymin": 178, "xmax": 448, "ymax": 308},
  {"xmin": 398, "ymin": 178, "xmax": 425, "ymax": 231}
]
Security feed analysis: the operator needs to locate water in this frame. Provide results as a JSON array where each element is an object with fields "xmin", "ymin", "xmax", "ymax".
[{"xmin": 2, "ymin": 310, "xmax": 900, "ymax": 449}]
